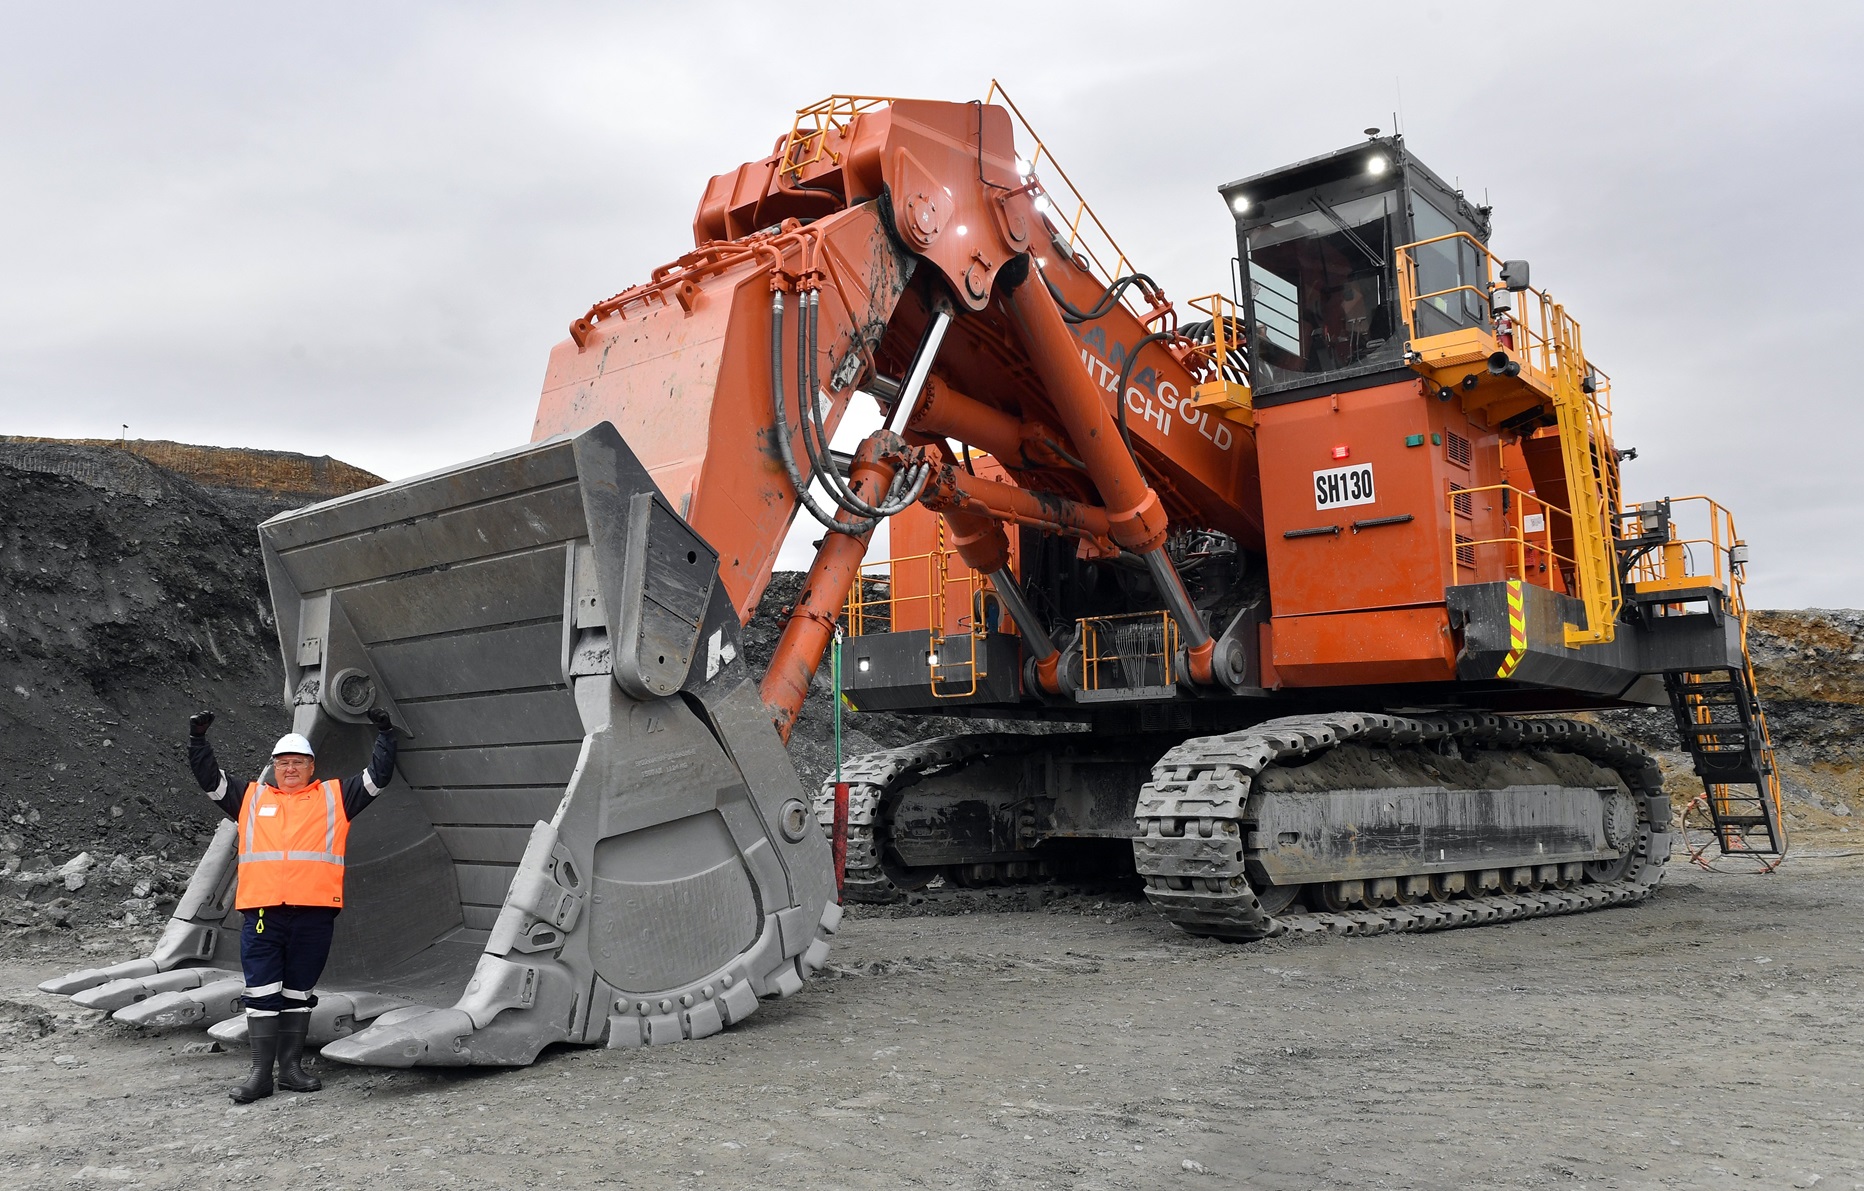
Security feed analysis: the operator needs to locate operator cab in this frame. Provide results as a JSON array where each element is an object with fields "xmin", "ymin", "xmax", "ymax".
[{"xmin": 1221, "ymin": 136, "xmax": 1491, "ymax": 405}]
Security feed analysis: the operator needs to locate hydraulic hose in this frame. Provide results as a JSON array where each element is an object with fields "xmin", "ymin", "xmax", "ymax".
[
  {"xmin": 769, "ymin": 292, "xmax": 877, "ymax": 536},
  {"xmin": 771, "ymin": 291, "xmax": 926, "ymax": 534},
  {"xmin": 1112, "ymin": 329, "xmax": 1175, "ymax": 453},
  {"xmin": 794, "ymin": 293, "xmax": 873, "ymax": 514},
  {"xmin": 794, "ymin": 291, "xmax": 927, "ymax": 520},
  {"xmin": 1033, "ymin": 263, "xmax": 1177, "ymax": 454},
  {"xmin": 1040, "ymin": 270, "xmax": 1163, "ymax": 325},
  {"xmin": 1178, "ymin": 317, "xmax": 1252, "ymax": 385}
]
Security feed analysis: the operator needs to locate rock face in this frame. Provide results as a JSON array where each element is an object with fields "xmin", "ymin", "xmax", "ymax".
[
  {"xmin": 1745, "ymin": 609, "xmax": 1864, "ymax": 831},
  {"xmin": 0, "ymin": 436, "xmax": 382, "ymax": 502},
  {"xmin": 0, "ymin": 444, "xmax": 379, "ymax": 943},
  {"xmin": 1748, "ymin": 609, "xmax": 1864, "ymax": 766}
]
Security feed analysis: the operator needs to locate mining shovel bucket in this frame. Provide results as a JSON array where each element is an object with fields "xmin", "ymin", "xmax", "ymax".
[{"xmin": 40, "ymin": 423, "xmax": 841, "ymax": 1066}]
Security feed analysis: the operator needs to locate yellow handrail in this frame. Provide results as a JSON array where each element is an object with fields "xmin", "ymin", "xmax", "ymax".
[
  {"xmin": 1725, "ymin": 595, "xmax": 1786, "ymax": 863},
  {"xmin": 1546, "ymin": 311, "xmax": 1622, "ymax": 645},
  {"xmin": 843, "ymin": 527, "xmax": 987, "ymax": 697},
  {"xmin": 1397, "ymin": 231, "xmax": 1621, "ymax": 646},
  {"xmin": 1442, "ymin": 483, "xmax": 1577, "ymax": 586},
  {"xmin": 1183, "ymin": 293, "xmax": 1254, "ymax": 423},
  {"xmin": 779, "ymin": 95, "xmax": 898, "ymax": 175},
  {"xmin": 1621, "ymin": 495, "xmax": 1744, "ymax": 596},
  {"xmin": 986, "ymin": 80, "xmax": 1151, "ymax": 322}
]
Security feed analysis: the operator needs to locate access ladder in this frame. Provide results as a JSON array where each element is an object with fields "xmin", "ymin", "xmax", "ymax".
[{"xmin": 1664, "ymin": 664, "xmax": 1785, "ymax": 861}]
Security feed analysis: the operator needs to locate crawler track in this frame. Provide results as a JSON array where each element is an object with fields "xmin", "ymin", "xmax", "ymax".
[
  {"xmin": 814, "ymin": 734, "xmax": 1043, "ymax": 902},
  {"xmin": 1134, "ymin": 712, "xmax": 1671, "ymax": 940},
  {"xmin": 819, "ymin": 713, "xmax": 1672, "ymax": 937}
]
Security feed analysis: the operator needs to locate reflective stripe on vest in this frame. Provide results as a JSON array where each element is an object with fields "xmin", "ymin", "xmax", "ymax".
[{"xmin": 236, "ymin": 778, "xmax": 350, "ymax": 909}]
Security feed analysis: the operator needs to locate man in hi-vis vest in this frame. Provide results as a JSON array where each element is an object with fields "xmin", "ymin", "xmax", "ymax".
[{"xmin": 188, "ymin": 708, "xmax": 398, "ymax": 1103}]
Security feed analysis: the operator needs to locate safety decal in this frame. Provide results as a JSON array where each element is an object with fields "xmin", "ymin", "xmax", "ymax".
[
  {"xmin": 705, "ymin": 629, "xmax": 738, "ymax": 680},
  {"xmin": 1496, "ymin": 579, "xmax": 1528, "ymax": 678}
]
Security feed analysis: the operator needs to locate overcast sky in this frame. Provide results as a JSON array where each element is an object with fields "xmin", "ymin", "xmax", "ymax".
[{"xmin": 2, "ymin": 2, "xmax": 1858, "ymax": 606}]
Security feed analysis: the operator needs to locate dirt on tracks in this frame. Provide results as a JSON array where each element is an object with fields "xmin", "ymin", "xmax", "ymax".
[{"xmin": 2, "ymin": 857, "xmax": 1861, "ymax": 1191}]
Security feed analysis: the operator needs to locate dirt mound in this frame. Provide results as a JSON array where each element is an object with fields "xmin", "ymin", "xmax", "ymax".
[
  {"xmin": 0, "ymin": 445, "xmax": 379, "ymax": 947},
  {"xmin": 0, "ymin": 436, "xmax": 383, "ymax": 501}
]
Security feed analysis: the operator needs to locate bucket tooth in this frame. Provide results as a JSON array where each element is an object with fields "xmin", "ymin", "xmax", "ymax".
[
  {"xmin": 39, "ymin": 819, "xmax": 242, "ymax": 1001},
  {"xmin": 38, "ymin": 959, "xmax": 160, "ymax": 997},
  {"xmin": 207, "ymin": 990, "xmax": 414, "ymax": 1047},
  {"xmin": 320, "ymin": 1008, "xmax": 482, "ymax": 1068},
  {"xmin": 205, "ymin": 1016, "xmax": 245, "ymax": 1046},
  {"xmin": 111, "ymin": 976, "xmax": 246, "ymax": 1030},
  {"xmin": 70, "ymin": 967, "xmax": 238, "ymax": 1013}
]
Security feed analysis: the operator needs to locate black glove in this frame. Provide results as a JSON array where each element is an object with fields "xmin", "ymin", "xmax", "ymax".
[
  {"xmin": 189, "ymin": 711, "xmax": 215, "ymax": 737},
  {"xmin": 367, "ymin": 707, "xmax": 394, "ymax": 734}
]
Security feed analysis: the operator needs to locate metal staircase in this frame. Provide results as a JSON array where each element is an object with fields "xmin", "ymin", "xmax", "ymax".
[
  {"xmin": 1664, "ymin": 660, "xmax": 1786, "ymax": 864},
  {"xmin": 1619, "ymin": 497, "xmax": 1786, "ymax": 867}
]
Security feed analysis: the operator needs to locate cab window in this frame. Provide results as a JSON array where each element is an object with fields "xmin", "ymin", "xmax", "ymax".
[
  {"xmin": 1246, "ymin": 191, "xmax": 1399, "ymax": 386},
  {"xmin": 1409, "ymin": 193, "xmax": 1488, "ymax": 336}
]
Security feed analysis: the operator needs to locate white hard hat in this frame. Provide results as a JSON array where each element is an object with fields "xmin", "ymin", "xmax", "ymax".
[{"xmin": 271, "ymin": 733, "xmax": 316, "ymax": 759}]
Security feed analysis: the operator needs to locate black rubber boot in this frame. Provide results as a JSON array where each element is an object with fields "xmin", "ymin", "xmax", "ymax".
[
  {"xmin": 275, "ymin": 1012, "xmax": 322, "ymax": 1093},
  {"xmin": 230, "ymin": 1014, "xmax": 279, "ymax": 1104}
]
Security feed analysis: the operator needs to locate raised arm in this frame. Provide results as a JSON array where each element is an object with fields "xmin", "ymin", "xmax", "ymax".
[
  {"xmin": 187, "ymin": 711, "xmax": 247, "ymax": 821},
  {"xmin": 340, "ymin": 708, "xmax": 400, "ymax": 821}
]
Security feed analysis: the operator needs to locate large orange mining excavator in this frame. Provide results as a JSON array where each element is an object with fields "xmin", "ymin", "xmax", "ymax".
[{"xmin": 43, "ymin": 90, "xmax": 1783, "ymax": 1067}]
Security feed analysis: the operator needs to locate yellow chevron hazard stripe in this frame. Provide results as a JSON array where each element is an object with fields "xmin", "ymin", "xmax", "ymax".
[{"xmin": 1496, "ymin": 579, "xmax": 1528, "ymax": 678}]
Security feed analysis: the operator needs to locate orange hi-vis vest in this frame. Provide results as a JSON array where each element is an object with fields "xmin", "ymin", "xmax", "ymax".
[{"xmin": 235, "ymin": 779, "xmax": 351, "ymax": 910}]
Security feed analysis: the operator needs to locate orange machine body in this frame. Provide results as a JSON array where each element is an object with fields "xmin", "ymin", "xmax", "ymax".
[
  {"xmin": 524, "ymin": 96, "xmax": 1271, "ymax": 726},
  {"xmin": 1256, "ymin": 379, "xmax": 1507, "ymax": 687}
]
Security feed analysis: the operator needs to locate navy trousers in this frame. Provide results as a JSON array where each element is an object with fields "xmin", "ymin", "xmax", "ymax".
[{"xmin": 239, "ymin": 905, "xmax": 337, "ymax": 1013}]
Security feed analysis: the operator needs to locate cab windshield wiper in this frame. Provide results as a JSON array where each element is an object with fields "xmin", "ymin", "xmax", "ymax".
[{"xmin": 1307, "ymin": 193, "xmax": 1386, "ymax": 269}]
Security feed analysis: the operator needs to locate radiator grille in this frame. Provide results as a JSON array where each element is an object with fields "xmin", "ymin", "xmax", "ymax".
[
  {"xmin": 1455, "ymin": 533, "xmax": 1477, "ymax": 569},
  {"xmin": 1444, "ymin": 430, "xmax": 1472, "ymax": 468}
]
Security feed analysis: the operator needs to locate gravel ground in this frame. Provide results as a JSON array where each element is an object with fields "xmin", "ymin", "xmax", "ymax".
[
  {"xmin": 4, "ymin": 446, "xmax": 1860, "ymax": 1189},
  {"xmin": 3, "ymin": 856, "xmax": 1861, "ymax": 1191}
]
